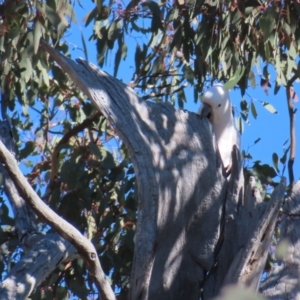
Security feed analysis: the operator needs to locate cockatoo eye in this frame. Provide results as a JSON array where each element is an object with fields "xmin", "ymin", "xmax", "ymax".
[{"xmin": 218, "ymin": 104, "xmax": 221, "ymax": 107}]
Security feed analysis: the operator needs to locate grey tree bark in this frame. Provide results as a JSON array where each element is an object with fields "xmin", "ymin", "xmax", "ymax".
[{"xmin": 0, "ymin": 40, "xmax": 297, "ymax": 300}]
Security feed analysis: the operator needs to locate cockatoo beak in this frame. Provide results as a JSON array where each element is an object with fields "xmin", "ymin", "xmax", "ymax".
[{"xmin": 198, "ymin": 102, "xmax": 212, "ymax": 120}]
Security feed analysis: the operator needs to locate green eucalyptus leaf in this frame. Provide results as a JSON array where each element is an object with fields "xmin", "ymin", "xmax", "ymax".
[
  {"xmin": 280, "ymin": 145, "xmax": 290, "ymax": 165},
  {"xmin": 37, "ymin": 2, "xmax": 61, "ymax": 27},
  {"xmin": 234, "ymin": 115, "xmax": 243, "ymax": 135},
  {"xmin": 81, "ymin": 30, "xmax": 88, "ymax": 61},
  {"xmin": 33, "ymin": 19, "xmax": 42, "ymax": 54},
  {"xmin": 100, "ymin": 146, "xmax": 116, "ymax": 169},
  {"xmin": 177, "ymin": 89, "xmax": 186, "ymax": 109},
  {"xmin": 19, "ymin": 141, "xmax": 35, "ymax": 159},
  {"xmin": 272, "ymin": 152, "xmax": 279, "ymax": 173},
  {"xmin": 84, "ymin": 7, "xmax": 98, "ymax": 27},
  {"xmin": 19, "ymin": 52, "xmax": 32, "ymax": 83},
  {"xmin": 249, "ymin": 70, "xmax": 256, "ymax": 89},
  {"xmin": 107, "ymin": 19, "xmax": 122, "ymax": 49},
  {"xmin": 224, "ymin": 65, "xmax": 245, "ymax": 90},
  {"xmin": 254, "ymin": 138, "xmax": 261, "ymax": 144},
  {"xmin": 183, "ymin": 64, "xmax": 194, "ymax": 84},
  {"xmin": 260, "ymin": 101, "xmax": 278, "ymax": 114},
  {"xmin": 251, "ymin": 101, "xmax": 257, "ymax": 119},
  {"xmin": 259, "ymin": 6, "xmax": 277, "ymax": 42},
  {"xmin": 240, "ymin": 99, "xmax": 248, "ymax": 112},
  {"xmin": 55, "ymin": 287, "xmax": 69, "ymax": 300}
]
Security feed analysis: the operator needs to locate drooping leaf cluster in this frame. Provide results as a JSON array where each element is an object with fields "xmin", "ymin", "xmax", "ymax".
[{"xmin": 88, "ymin": 0, "xmax": 300, "ymax": 103}]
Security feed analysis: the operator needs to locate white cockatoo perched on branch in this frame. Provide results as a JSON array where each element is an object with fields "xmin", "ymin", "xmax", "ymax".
[{"xmin": 198, "ymin": 83, "xmax": 240, "ymax": 173}]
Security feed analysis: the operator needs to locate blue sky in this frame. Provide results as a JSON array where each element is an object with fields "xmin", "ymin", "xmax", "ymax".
[{"xmin": 66, "ymin": 2, "xmax": 300, "ymax": 183}]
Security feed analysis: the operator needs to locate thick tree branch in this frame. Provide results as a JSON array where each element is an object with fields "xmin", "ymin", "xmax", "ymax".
[
  {"xmin": 0, "ymin": 139, "xmax": 115, "ymax": 300},
  {"xmin": 0, "ymin": 120, "xmax": 38, "ymax": 244},
  {"xmin": 0, "ymin": 234, "xmax": 77, "ymax": 300}
]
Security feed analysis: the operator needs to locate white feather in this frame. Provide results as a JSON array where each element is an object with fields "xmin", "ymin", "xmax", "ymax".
[{"xmin": 198, "ymin": 83, "xmax": 240, "ymax": 170}]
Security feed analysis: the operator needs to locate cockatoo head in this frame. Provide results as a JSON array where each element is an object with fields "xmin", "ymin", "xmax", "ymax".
[{"xmin": 198, "ymin": 83, "xmax": 232, "ymax": 124}]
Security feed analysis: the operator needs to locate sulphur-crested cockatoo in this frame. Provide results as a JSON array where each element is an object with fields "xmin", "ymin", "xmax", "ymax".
[{"xmin": 198, "ymin": 83, "xmax": 240, "ymax": 173}]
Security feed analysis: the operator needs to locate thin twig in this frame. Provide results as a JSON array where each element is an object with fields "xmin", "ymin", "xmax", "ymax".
[
  {"xmin": 42, "ymin": 111, "xmax": 102, "ymax": 202},
  {"xmin": 50, "ymin": 111, "xmax": 102, "ymax": 181},
  {"xmin": 141, "ymin": 85, "xmax": 185, "ymax": 100},
  {"xmin": 286, "ymin": 73, "xmax": 298, "ymax": 188},
  {"xmin": 132, "ymin": 19, "xmax": 169, "ymax": 87}
]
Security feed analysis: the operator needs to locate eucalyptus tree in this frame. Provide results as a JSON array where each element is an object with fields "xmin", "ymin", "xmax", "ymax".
[{"xmin": 0, "ymin": 1, "xmax": 299, "ymax": 299}]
